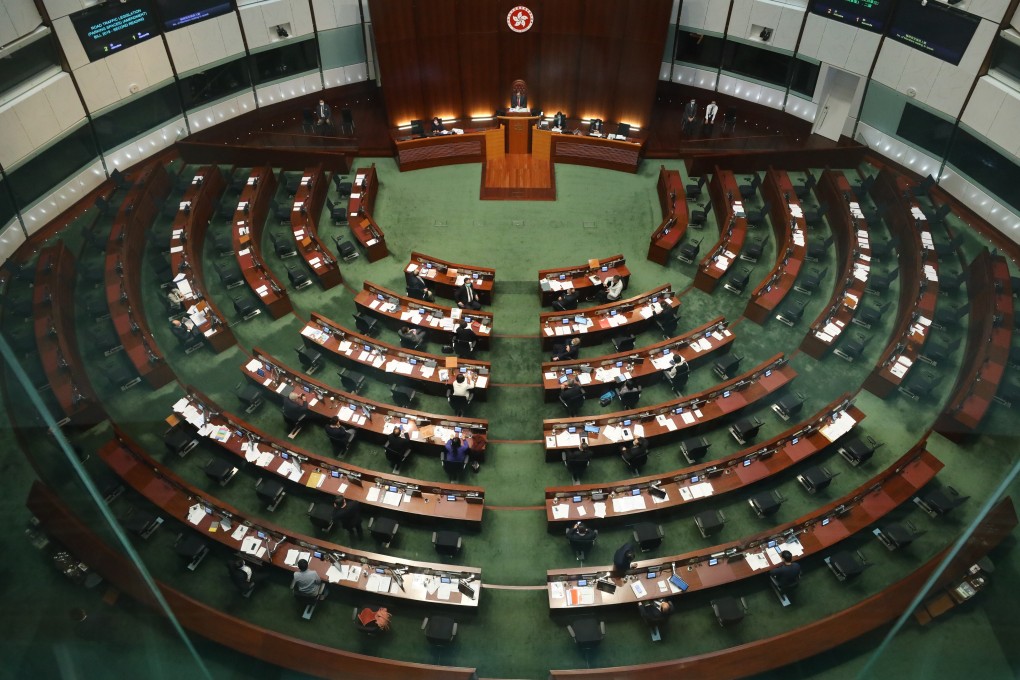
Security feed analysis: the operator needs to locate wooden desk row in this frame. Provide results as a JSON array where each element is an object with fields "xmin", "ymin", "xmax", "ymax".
[
  {"xmin": 346, "ymin": 165, "xmax": 389, "ymax": 262},
  {"xmin": 935, "ymin": 249, "xmax": 1014, "ymax": 441},
  {"xmin": 545, "ymin": 395, "xmax": 863, "ymax": 525},
  {"xmin": 538, "ymin": 254, "xmax": 630, "ymax": 307},
  {"xmin": 304, "ymin": 312, "xmax": 491, "ymax": 400},
  {"xmin": 173, "ymin": 390, "xmax": 484, "ymax": 523},
  {"xmin": 542, "ymin": 354, "xmax": 796, "ymax": 458},
  {"xmin": 243, "ymin": 349, "xmax": 488, "ymax": 453},
  {"xmin": 289, "ymin": 165, "xmax": 342, "ymax": 290},
  {"xmin": 801, "ymin": 169, "xmax": 874, "ymax": 358},
  {"xmin": 550, "ymin": 132, "xmax": 643, "ymax": 173},
  {"xmin": 539, "ymin": 317, "xmax": 733, "ymax": 401},
  {"xmin": 539, "ymin": 284, "xmax": 679, "ymax": 351},
  {"xmin": 864, "ymin": 169, "xmax": 940, "ymax": 398},
  {"xmin": 232, "ymin": 166, "xmax": 292, "ymax": 319},
  {"xmin": 104, "ymin": 161, "xmax": 174, "ymax": 388},
  {"xmin": 99, "ymin": 434, "xmax": 481, "ymax": 607},
  {"xmin": 647, "ymin": 167, "xmax": 688, "ymax": 266},
  {"xmin": 34, "ymin": 241, "xmax": 104, "ymax": 425},
  {"xmin": 546, "ymin": 441, "xmax": 943, "ymax": 609},
  {"xmin": 355, "ymin": 282, "xmax": 494, "ymax": 350},
  {"xmin": 168, "ymin": 166, "xmax": 235, "ymax": 353},
  {"xmin": 407, "ymin": 251, "xmax": 495, "ymax": 305},
  {"xmin": 743, "ymin": 169, "xmax": 808, "ymax": 325},
  {"xmin": 694, "ymin": 169, "xmax": 749, "ymax": 293}
]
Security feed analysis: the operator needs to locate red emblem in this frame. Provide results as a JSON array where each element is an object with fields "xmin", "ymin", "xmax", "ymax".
[{"xmin": 507, "ymin": 6, "xmax": 534, "ymax": 33}]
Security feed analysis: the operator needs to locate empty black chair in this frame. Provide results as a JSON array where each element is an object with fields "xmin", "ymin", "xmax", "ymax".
[
  {"xmin": 795, "ymin": 173, "xmax": 816, "ymax": 200},
  {"xmin": 677, "ymin": 238, "xmax": 701, "ymax": 264},
  {"xmin": 711, "ymin": 596, "xmax": 747, "ymax": 626},
  {"xmin": 163, "ymin": 423, "xmax": 198, "ymax": 457},
  {"xmin": 748, "ymin": 489, "xmax": 785, "ymax": 517},
  {"xmin": 287, "ymin": 264, "xmax": 312, "ymax": 290},
  {"xmin": 690, "ymin": 201, "xmax": 711, "ymax": 227},
  {"xmin": 633, "ymin": 522, "xmax": 664, "ymax": 551},
  {"xmin": 123, "ymin": 507, "xmax": 162, "ymax": 540},
  {"xmin": 214, "ymin": 261, "xmax": 243, "ymax": 289},
  {"xmin": 939, "ymin": 269, "xmax": 965, "ymax": 295},
  {"xmin": 271, "ymin": 232, "xmax": 297, "ymax": 259},
  {"xmin": 933, "ymin": 302, "xmax": 968, "ymax": 330},
  {"xmin": 804, "ymin": 202, "xmax": 829, "ymax": 226},
  {"xmin": 772, "ymin": 391, "xmax": 805, "ymax": 420},
  {"xmin": 911, "ymin": 174, "xmax": 935, "ymax": 197},
  {"xmin": 422, "ymin": 615, "xmax": 458, "ymax": 646},
  {"xmin": 333, "ymin": 174, "xmax": 353, "ymax": 198},
  {"xmin": 307, "ymin": 502, "xmax": 334, "ymax": 533},
  {"xmin": 339, "ymin": 108, "xmax": 354, "ymax": 135},
  {"xmin": 794, "ymin": 265, "xmax": 827, "ymax": 294},
  {"xmin": 744, "ymin": 201, "xmax": 771, "ymax": 227},
  {"xmin": 870, "ymin": 236, "xmax": 896, "ymax": 261},
  {"xmin": 390, "ymin": 384, "xmax": 417, "ymax": 407},
  {"xmin": 102, "ymin": 359, "xmax": 140, "ymax": 392},
  {"xmin": 333, "ymin": 235, "xmax": 358, "ymax": 262},
  {"xmin": 232, "ymin": 294, "xmax": 260, "ymax": 320},
  {"xmin": 826, "ymin": 549, "xmax": 869, "ymax": 581},
  {"xmin": 835, "ymin": 331, "xmax": 870, "ymax": 362},
  {"xmin": 797, "ymin": 464, "xmax": 837, "ymax": 493},
  {"xmin": 723, "ymin": 265, "xmax": 752, "ymax": 294},
  {"xmin": 680, "ymin": 436, "xmax": 710, "ymax": 464},
  {"xmin": 326, "ymin": 197, "xmax": 348, "ymax": 225},
  {"xmin": 567, "ymin": 618, "xmax": 605, "ymax": 650},
  {"xmin": 866, "ymin": 266, "xmax": 899, "ymax": 295},
  {"xmin": 919, "ymin": 334, "xmax": 954, "ymax": 366},
  {"xmin": 741, "ymin": 234, "xmax": 768, "ymax": 262},
  {"xmin": 686, "ymin": 176, "xmax": 706, "ymax": 199},
  {"xmin": 255, "ymin": 477, "xmax": 286, "ymax": 511},
  {"xmin": 898, "ymin": 369, "xmax": 941, "ymax": 401},
  {"xmin": 916, "ymin": 486, "xmax": 968, "ymax": 517},
  {"xmin": 613, "ymin": 334, "xmax": 636, "ymax": 352},
  {"xmin": 272, "ymin": 201, "xmax": 292, "ymax": 225},
  {"xmin": 738, "ymin": 174, "xmax": 760, "ymax": 201},
  {"xmin": 806, "ymin": 234, "xmax": 833, "ymax": 261},
  {"xmin": 876, "ymin": 520, "xmax": 923, "ymax": 550},
  {"xmin": 853, "ymin": 299, "xmax": 890, "ymax": 329},
  {"xmin": 838, "ymin": 434, "xmax": 882, "ymax": 466},
  {"xmin": 993, "ymin": 380, "xmax": 1020, "ymax": 408},
  {"xmin": 694, "ymin": 509, "xmax": 726, "ymax": 538},
  {"xmin": 173, "ymin": 533, "xmax": 210, "ymax": 571},
  {"xmin": 432, "ymin": 530, "xmax": 463, "ymax": 557},
  {"xmin": 934, "ymin": 234, "xmax": 964, "ymax": 261},
  {"xmin": 352, "ymin": 313, "xmax": 379, "ymax": 336},
  {"xmin": 215, "ymin": 198, "xmax": 236, "ymax": 224},
  {"xmin": 713, "ymin": 353, "xmax": 742, "ymax": 379},
  {"xmin": 730, "ymin": 416, "xmax": 764, "ymax": 445},
  {"xmin": 235, "ymin": 381, "xmax": 263, "ymax": 414},
  {"xmin": 776, "ymin": 296, "xmax": 808, "ymax": 326},
  {"xmin": 368, "ymin": 516, "xmax": 399, "ymax": 547},
  {"xmin": 338, "ymin": 368, "xmax": 367, "ymax": 394},
  {"xmin": 927, "ymin": 202, "xmax": 952, "ymax": 227},
  {"xmin": 295, "ymin": 345, "xmax": 322, "ymax": 374}
]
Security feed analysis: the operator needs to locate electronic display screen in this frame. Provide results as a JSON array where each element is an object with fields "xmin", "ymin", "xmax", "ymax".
[
  {"xmin": 809, "ymin": 0, "xmax": 892, "ymax": 33},
  {"xmin": 887, "ymin": 0, "xmax": 979, "ymax": 66},
  {"xmin": 155, "ymin": 0, "xmax": 234, "ymax": 31},
  {"xmin": 70, "ymin": 0, "xmax": 159, "ymax": 62}
]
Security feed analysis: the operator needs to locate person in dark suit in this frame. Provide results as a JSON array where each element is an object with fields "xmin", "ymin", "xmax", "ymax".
[
  {"xmin": 170, "ymin": 318, "xmax": 199, "ymax": 344},
  {"xmin": 620, "ymin": 436, "xmax": 648, "ymax": 470},
  {"xmin": 455, "ymin": 322, "xmax": 479, "ymax": 344},
  {"xmin": 282, "ymin": 390, "xmax": 309, "ymax": 430},
  {"xmin": 405, "ymin": 269, "xmax": 434, "ymax": 301},
  {"xmin": 332, "ymin": 496, "xmax": 363, "ymax": 539},
  {"xmin": 512, "ymin": 90, "xmax": 527, "ymax": 109},
  {"xmin": 682, "ymin": 99, "xmax": 698, "ymax": 134},
  {"xmin": 552, "ymin": 290, "xmax": 578, "ymax": 311},
  {"xmin": 617, "ymin": 379, "xmax": 642, "ymax": 407},
  {"xmin": 771, "ymin": 550, "xmax": 801, "ymax": 588},
  {"xmin": 612, "ymin": 542, "xmax": 636, "ymax": 576},
  {"xmin": 455, "ymin": 281, "xmax": 482, "ymax": 310},
  {"xmin": 564, "ymin": 439, "xmax": 591, "ymax": 479},
  {"xmin": 551, "ymin": 337, "xmax": 580, "ymax": 362},
  {"xmin": 430, "ymin": 116, "xmax": 444, "ymax": 134},
  {"xmin": 397, "ymin": 325, "xmax": 426, "ymax": 348},
  {"xmin": 315, "ymin": 99, "xmax": 332, "ymax": 134},
  {"xmin": 589, "ymin": 118, "xmax": 604, "ymax": 135},
  {"xmin": 552, "ymin": 111, "xmax": 566, "ymax": 129},
  {"xmin": 227, "ymin": 558, "xmax": 259, "ymax": 596}
]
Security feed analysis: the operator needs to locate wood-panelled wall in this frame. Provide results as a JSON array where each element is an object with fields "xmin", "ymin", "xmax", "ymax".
[{"xmin": 369, "ymin": 0, "xmax": 672, "ymax": 130}]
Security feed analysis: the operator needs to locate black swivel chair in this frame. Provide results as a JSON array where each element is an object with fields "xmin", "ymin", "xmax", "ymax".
[
  {"xmin": 794, "ymin": 265, "xmax": 827, "ymax": 294},
  {"xmin": 748, "ymin": 489, "xmax": 786, "ymax": 518},
  {"xmin": 898, "ymin": 369, "xmax": 941, "ymax": 401},
  {"xmin": 352, "ymin": 313, "xmax": 379, "ymax": 336},
  {"xmin": 745, "ymin": 201, "xmax": 771, "ymax": 228},
  {"xmin": 676, "ymin": 238, "xmax": 701, "ymax": 264},
  {"xmin": 654, "ymin": 309, "xmax": 679, "ymax": 337},
  {"xmin": 804, "ymin": 202, "xmax": 829, "ymax": 227},
  {"xmin": 295, "ymin": 345, "xmax": 322, "ymax": 374},
  {"xmin": 422, "ymin": 615, "xmax": 458, "ymax": 646},
  {"xmin": 772, "ymin": 391, "xmax": 805, "ymax": 420},
  {"xmin": 326, "ymin": 197, "xmax": 348, "ymax": 225},
  {"xmin": 852, "ymin": 300, "xmax": 890, "ymax": 329},
  {"xmin": 776, "ymin": 296, "xmax": 808, "ymax": 326},
  {"xmin": 307, "ymin": 502, "xmax": 335, "ymax": 533},
  {"xmin": 915, "ymin": 486, "xmax": 968, "ymax": 517},
  {"xmin": 919, "ymin": 335, "xmax": 954, "ymax": 366},
  {"xmin": 838, "ymin": 435, "xmax": 882, "ymax": 466},
  {"xmin": 337, "ymin": 368, "xmax": 367, "ymax": 394},
  {"xmin": 287, "ymin": 264, "xmax": 312, "ymax": 290},
  {"xmin": 711, "ymin": 596, "xmax": 747, "ymax": 625},
  {"xmin": 390, "ymin": 384, "xmax": 417, "ymax": 407},
  {"xmin": 795, "ymin": 173, "xmax": 816, "ymax": 200},
  {"xmin": 826, "ymin": 549, "xmax": 869, "ymax": 581},
  {"xmin": 272, "ymin": 201, "xmax": 292, "ymax": 225},
  {"xmin": 694, "ymin": 509, "xmax": 726, "ymax": 538},
  {"xmin": 613, "ymin": 334, "xmax": 636, "ymax": 352},
  {"xmin": 876, "ymin": 520, "xmax": 923, "ymax": 550},
  {"xmin": 567, "ymin": 618, "xmax": 605, "ymax": 650},
  {"xmin": 332, "ymin": 234, "xmax": 358, "ymax": 262},
  {"xmin": 866, "ymin": 266, "xmax": 899, "ymax": 295},
  {"xmin": 713, "ymin": 353, "xmax": 742, "ymax": 379},
  {"xmin": 741, "ymin": 234, "xmax": 769, "ymax": 262},
  {"xmin": 685, "ymin": 176, "xmax": 706, "ymax": 200},
  {"xmin": 796, "ymin": 464, "xmax": 838, "ymax": 493},
  {"xmin": 271, "ymin": 232, "xmax": 297, "ymax": 259},
  {"xmin": 632, "ymin": 522, "xmax": 664, "ymax": 552},
  {"xmin": 163, "ymin": 423, "xmax": 198, "ymax": 457},
  {"xmin": 806, "ymin": 234, "xmax": 833, "ymax": 260},
  {"xmin": 729, "ymin": 416, "xmax": 764, "ymax": 445},
  {"xmin": 432, "ymin": 530, "xmax": 463, "ymax": 557},
  {"xmin": 723, "ymin": 265, "xmax": 752, "ymax": 294},
  {"xmin": 214, "ymin": 261, "xmax": 243, "ymax": 289},
  {"xmin": 232, "ymin": 294, "xmax": 260, "ymax": 321},
  {"xmin": 203, "ymin": 458, "xmax": 238, "ymax": 486},
  {"xmin": 368, "ymin": 516, "xmax": 399, "ymax": 547},
  {"xmin": 689, "ymin": 201, "xmax": 712, "ymax": 228},
  {"xmin": 680, "ymin": 436, "xmax": 710, "ymax": 464},
  {"xmin": 333, "ymin": 174, "xmax": 353, "ymax": 198},
  {"xmin": 738, "ymin": 174, "xmax": 761, "ymax": 201},
  {"xmin": 911, "ymin": 174, "xmax": 936, "ymax": 197},
  {"xmin": 933, "ymin": 302, "xmax": 968, "ymax": 330},
  {"xmin": 834, "ymin": 331, "xmax": 870, "ymax": 362},
  {"xmin": 173, "ymin": 533, "xmax": 210, "ymax": 571},
  {"xmin": 255, "ymin": 477, "xmax": 286, "ymax": 511}
]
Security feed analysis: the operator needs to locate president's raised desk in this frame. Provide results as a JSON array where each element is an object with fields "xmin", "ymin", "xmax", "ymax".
[
  {"xmin": 539, "ymin": 255, "xmax": 630, "ymax": 307},
  {"xmin": 347, "ymin": 165, "xmax": 389, "ymax": 262}
]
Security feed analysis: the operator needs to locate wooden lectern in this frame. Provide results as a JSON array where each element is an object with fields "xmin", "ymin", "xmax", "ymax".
[{"xmin": 496, "ymin": 114, "xmax": 540, "ymax": 154}]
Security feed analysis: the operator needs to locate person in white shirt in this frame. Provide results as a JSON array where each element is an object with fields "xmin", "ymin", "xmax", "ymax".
[
  {"xmin": 604, "ymin": 275, "xmax": 624, "ymax": 302},
  {"xmin": 450, "ymin": 372, "xmax": 476, "ymax": 402},
  {"xmin": 705, "ymin": 101, "xmax": 718, "ymax": 126}
]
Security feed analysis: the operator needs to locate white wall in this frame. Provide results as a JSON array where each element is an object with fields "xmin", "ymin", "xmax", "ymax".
[
  {"xmin": 0, "ymin": 0, "xmax": 42, "ymax": 47},
  {"xmin": 0, "ymin": 74, "xmax": 85, "ymax": 170},
  {"xmin": 961, "ymin": 76, "xmax": 1020, "ymax": 159},
  {"xmin": 240, "ymin": 0, "xmax": 314, "ymax": 50},
  {"xmin": 164, "ymin": 14, "xmax": 245, "ymax": 74},
  {"xmin": 797, "ymin": 14, "xmax": 880, "ymax": 77}
]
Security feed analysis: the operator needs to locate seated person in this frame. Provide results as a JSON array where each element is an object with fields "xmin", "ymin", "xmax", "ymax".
[
  {"xmin": 639, "ymin": 599, "xmax": 673, "ymax": 624},
  {"xmin": 282, "ymin": 390, "xmax": 309, "ymax": 428},
  {"xmin": 467, "ymin": 431, "xmax": 486, "ymax": 471},
  {"xmin": 455, "ymin": 322, "xmax": 479, "ymax": 345},
  {"xmin": 398, "ymin": 325, "xmax": 426, "ymax": 348},
  {"xmin": 292, "ymin": 558, "xmax": 323, "ymax": 598},
  {"xmin": 560, "ymin": 375, "xmax": 584, "ymax": 404},
  {"xmin": 170, "ymin": 318, "xmax": 200, "ymax": 344},
  {"xmin": 167, "ymin": 289, "xmax": 185, "ymax": 313},
  {"xmin": 771, "ymin": 550, "xmax": 801, "ymax": 588},
  {"xmin": 565, "ymin": 520, "xmax": 595, "ymax": 544},
  {"xmin": 450, "ymin": 372, "xmax": 476, "ymax": 403},
  {"xmin": 589, "ymin": 118, "xmax": 604, "ymax": 135},
  {"xmin": 552, "ymin": 111, "xmax": 566, "ymax": 130},
  {"xmin": 564, "ymin": 439, "xmax": 591, "ymax": 478},
  {"xmin": 621, "ymin": 436, "xmax": 648, "ymax": 469},
  {"xmin": 430, "ymin": 116, "xmax": 445, "ymax": 134},
  {"xmin": 455, "ymin": 281, "xmax": 482, "ymax": 310},
  {"xmin": 355, "ymin": 606, "xmax": 392, "ymax": 632},
  {"xmin": 617, "ymin": 379, "xmax": 642, "ymax": 406},
  {"xmin": 552, "ymin": 290, "xmax": 579, "ymax": 312},
  {"xmin": 664, "ymin": 355, "xmax": 689, "ymax": 389},
  {"xmin": 325, "ymin": 416, "xmax": 353, "ymax": 441},
  {"xmin": 404, "ymin": 269, "xmax": 434, "ymax": 302},
  {"xmin": 551, "ymin": 337, "xmax": 580, "ymax": 362},
  {"xmin": 602, "ymin": 275, "xmax": 624, "ymax": 302},
  {"xmin": 227, "ymin": 557, "xmax": 259, "ymax": 596}
]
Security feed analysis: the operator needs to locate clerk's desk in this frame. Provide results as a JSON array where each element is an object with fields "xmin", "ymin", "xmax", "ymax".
[
  {"xmin": 303, "ymin": 312, "xmax": 491, "ymax": 400},
  {"xmin": 288, "ymin": 165, "xmax": 342, "ymax": 289},
  {"xmin": 34, "ymin": 242, "xmax": 104, "ymax": 426},
  {"xmin": 647, "ymin": 167, "xmax": 688, "ymax": 265},
  {"xmin": 168, "ymin": 166, "xmax": 235, "ymax": 353},
  {"xmin": 542, "ymin": 354, "xmax": 796, "ymax": 460},
  {"xmin": 406, "ymin": 252, "xmax": 495, "ymax": 305},
  {"xmin": 863, "ymin": 170, "xmax": 939, "ymax": 398},
  {"xmin": 104, "ymin": 161, "xmax": 174, "ymax": 388},
  {"xmin": 539, "ymin": 284, "xmax": 679, "ymax": 351},
  {"xmin": 241, "ymin": 349, "xmax": 488, "ymax": 454},
  {"xmin": 743, "ymin": 169, "xmax": 808, "ymax": 325},
  {"xmin": 99, "ymin": 432, "xmax": 482, "ymax": 606},
  {"xmin": 547, "ymin": 443, "xmax": 943, "ymax": 609},
  {"xmin": 540, "ymin": 317, "xmax": 733, "ymax": 401},
  {"xmin": 694, "ymin": 169, "xmax": 749, "ymax": 293},
  {"xmin": 545, "ymin": 395, "xmax": 863, "ymax": 526},
  {"xmin": 346, "ymin": 166, "xmax": 389, "ymax": 262},
  {"xmin": 538, "ymin": 254, "xmax": 630, "ymax": 307},
  {"xmin": 355, "ymin": 282, "xmax": 494, "ymax": 350},
  {"xmin": 171, "ymin": 390, "xmax": 484, "ymax": 523},
  {"xmin": 801, "ymin": 169, "xmax": 874, "ymax": 358},
  {"xmin": 232, "ymin": 166, "xmax": 292, "ymax": 319}
]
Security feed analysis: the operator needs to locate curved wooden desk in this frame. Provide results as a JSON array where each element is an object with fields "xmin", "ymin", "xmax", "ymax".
[
  {"xmin": 304, "ymin": 312, "xmax": 491, "ymax": 400},
  {"xmin": 863, "ymin": 169, "xmax": 940, "ymax": 398},
  {"xmin": 232, "ymin": 166, "xmax": 292, "ymax": 319},
  {"xmin": 173, "ymin": 390, "xmax": 484, "ymax": 523},
  {"xmin": 99, "ymin": 433, "xmax": 482, "ymax": 606},
  {"xmin": 34, "ymin": 241, "xmax": 104, "ymax": 425},
  {"xmin": 104, "ymin": 161, "xmax": 174, "ymax": 388},
  {"xmin": 407, "ymin": 251, "xmax": 495, "ymax": 305},
  {"xmin": 551, "ymin": 132, "xmax": 643, "ymax": 173},
  {"xmin": 539, "ymin": 317, "xmax": 733, "ymax": 401},
  {"xmin": 289, "ymin": 165, "xmax": 342, "ymax": 289},
  {"xmin": 542, "ymin": 354, "xmax": 795, "ymax": 459},
  {"xmin": 647, "ymin": 166, "xmax": 688, "ymax": 265},
  {"xmin": 395, "ymin": 130, "xmax": 488, "ymax": 171},
  {"xmin": 168, "ymin": 166, "xmax": 235, "ymax": 353},
  {"xmin": 539, "ymin": 284, "xmax": 679, "ymax": 351},
  {"xmin": 545, "ymin": 395, "xmax": 862, "ymax": 525},
  {"xmin": 347, "ymin": 166, "xmax": 389, "ymax": 262},
  {"xmin": 538, "ymin": 254, "xmax": 630, "ymax": 307},
  {"xmin": 694, "ymin": 169, "xmax": 749, "ymax": 293},
  {"xmin": 546, "ymin": 442, "xmax": 942, "ymax": 609},
  {"xmin": 801, "ymin": 169, "xmax": 873, "ymax": 358},
  {"xmin": 242, "ymin": 350, "xmax": 489, "ymax": 453},
  {"xmin": 743, "ymin": 169, "xmax": 807, "ymax": 325},
  {"xmin": 355, "ymin": 282, "xmax": 493, "ymax": 350}
]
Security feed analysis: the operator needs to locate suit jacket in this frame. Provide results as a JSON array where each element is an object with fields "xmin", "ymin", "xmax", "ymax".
[
  {"xmin": 553, "ymin": 113, "xmax": 566, "ymax": 128},
  {"xmin": 512, "ymin": 92, "xmax": 527, "ymax": 108},
  {"xmin": 405, "ymin": 271, "xmax": 427, "ymax": 292},
  {"xmin": 455, "ymin": 283, "xmax": 478, "ymax": 307},
  {"xmin": 317, "ymin": 102, "xmax": 331, "ymax": 120},
  {"xmin": 455, "ymin": 324, "xmax": 479, "ymax": 342}
]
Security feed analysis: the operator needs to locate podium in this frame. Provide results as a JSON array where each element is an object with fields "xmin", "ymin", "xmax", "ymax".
[{"xmin": 496, "ymin": 114, "xmax": 540, "ymax": 154}]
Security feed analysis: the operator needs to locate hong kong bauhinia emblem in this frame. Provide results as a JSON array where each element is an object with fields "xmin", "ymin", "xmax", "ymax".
[{"xmin": 507, "ymin": 6, "xmax": 534, "ymax": 32}]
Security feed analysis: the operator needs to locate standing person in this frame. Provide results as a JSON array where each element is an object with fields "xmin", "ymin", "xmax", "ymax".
[
  {"xmin": 704, "ymin": 100, "xmax": 719, "ymax": 128},
  {"xmin": 315, "ymin": 99, "xmax": 332, "ymax": 126},
  {"xmin": 332, "ymin": 496, "xmax": 364, "ymax": 539},
  {"xmin": 613, "ymin": 543, "xmax": 637, "ymax": 576},
  {"xmin": 682, "ymin": 99, "xmax": 698, "ymax": 134}
]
